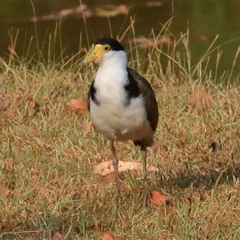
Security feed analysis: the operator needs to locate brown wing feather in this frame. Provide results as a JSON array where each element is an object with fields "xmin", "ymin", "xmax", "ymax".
[{"xmin": 127, "ymin": 68, "xmax": 159, "ymax": 131}]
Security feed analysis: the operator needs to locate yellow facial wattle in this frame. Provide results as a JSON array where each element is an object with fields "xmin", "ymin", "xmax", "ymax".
[{"xmin": 85, "ymin": 44, "xmax": 106, "ymax": 64}]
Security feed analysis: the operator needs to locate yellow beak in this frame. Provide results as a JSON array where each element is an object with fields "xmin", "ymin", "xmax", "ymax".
[{"xmin": 84, "ymin": 44, "xmax": 105, "ymax": 64}]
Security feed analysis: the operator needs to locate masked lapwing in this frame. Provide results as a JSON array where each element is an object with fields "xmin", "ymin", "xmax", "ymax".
[{"xmin": 85, "ymin": 38, "xmax": 159, "ymax": 206}]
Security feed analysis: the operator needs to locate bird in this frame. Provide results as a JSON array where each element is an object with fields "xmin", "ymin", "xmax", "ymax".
[{"xmin": 85, "ymin": 37, "xmax": 159, "ymax": 206}]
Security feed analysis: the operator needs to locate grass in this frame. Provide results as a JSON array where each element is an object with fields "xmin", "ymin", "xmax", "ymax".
[{"xmin": 1, "ymin": 24, "xmax": 240, "ymax": 239}]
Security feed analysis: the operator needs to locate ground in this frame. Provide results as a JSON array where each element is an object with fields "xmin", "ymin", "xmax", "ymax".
[{"xmin": 1, "ymin": 40, "xmax": 240, "ymax": 239}]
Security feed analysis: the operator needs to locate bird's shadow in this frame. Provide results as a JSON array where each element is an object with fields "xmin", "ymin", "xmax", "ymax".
[{"xmin": 154, "ymin": 163, "xmax": 240, "ymax": 191}]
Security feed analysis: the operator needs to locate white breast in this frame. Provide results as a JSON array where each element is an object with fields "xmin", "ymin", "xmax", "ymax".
[{"xmin": 90, "ymin": 50, "xmax": 153, "ymax": 142}]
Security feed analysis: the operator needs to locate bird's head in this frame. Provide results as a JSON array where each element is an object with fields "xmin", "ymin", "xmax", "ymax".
[{"xmin": 84, "ymin": 38, "xmax": 125, "ymax": 65}]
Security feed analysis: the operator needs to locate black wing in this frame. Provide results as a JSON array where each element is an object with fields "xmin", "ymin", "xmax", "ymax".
[
  {"xmin": 87, "ymin": 80, "xmax": 100, "ymax": 111},
  {"xmin": 127, "ymin": 68, "xmax": 158, "ymax": 131}
]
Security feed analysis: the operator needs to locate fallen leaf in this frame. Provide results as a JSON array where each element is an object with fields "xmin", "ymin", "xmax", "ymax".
[
  {"xmin": 28, "ymin": 97, "xmax": 39, "ymax": 110},
  {"xmin": 27, "ymin": 96, "xmax": 40, "ymax": 116},
  {"xmin": 0, "ymin": 94, "xmax": 7, "ymax": 111},
  {"xmin": 19, "ymin": 209, "xmax": 27, "ymax": 218},
  {"xmin": 52, "ymin": 231, "xmax": 64, "ymax": 240},
  {"xmin": 101, "ymin": 232, "xmax": 115, "ymax": 240},
  {"xmin": 188, "ymin": 89, "xmax": 214, "ymax": 111},
  {"xmin": 150, "ymin": 191, "xmax": 168, "ymax": 207},
  {"xmin": 67, "ymin": 99, "xmax": 88, "ymax": 113},
  {"xmin": 94, "ymin": 161, "xmax": 159, "ymax": 176},
  {"xmin": 0, "ymin": 184, "xmax": 10, "ymax": 197},
  {"xmin": 86, "ymin": 217, "xmax": 104, "ymax": 231},
  {"xmin": 100, "ymin": 172, "xmax": 116, "ymax": 182},
  {"xmin": 152, "ymin": 140, "xmax": 168, "ymax": 155},
  {"xmin": 36, "ymin": 228, "xmax": 44, "ymax": 235},
  {"xmin": 84, "ymin": 121, "xmax": 93, "ymax": 134}
]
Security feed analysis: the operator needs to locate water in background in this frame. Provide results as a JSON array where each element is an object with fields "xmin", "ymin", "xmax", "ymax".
[{"xmin": 0, "ymin": 0, "xmax": 239, "ymax": 80}]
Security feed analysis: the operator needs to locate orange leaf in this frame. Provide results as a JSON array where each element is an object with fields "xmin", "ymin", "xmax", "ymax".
[
  {"xmin": 84, "ymin": 121, "xmax": 93, "ymax": 134},
  {"xmin": 100, "ymin": 172, "xmax": 116, "ymax": 182},
  {"xmin": 52, "ymin": 231, "xmax": 64, "ymax": 240},
  {"xmin": 67, "ymin": 99, "xmax": 88, "ymax": 113},
  {"xmin": 188, "ymin": 89, "xmax": 214, "ymax": 111},
  {"xmin": 0, "ymin": 184, "xmax": 10, "ymax": 197},
  {"xmin": 150, "ymin": 191, "xmax": 168, "ymax": 207},
  {"xmin": 94, "ymin": 161, "xmax": 159, "ymax": 176},
  {"xmin": 0, "ymin": 94, "xmax": 7, "ymax": 111},
  {"xmin": 27, "ymin": 96, "xmax": 40, "ymax": 111},
  {"xmin": 19, "ymin": 209, "xmax": 27, "ymax": 218},
  {"xmin": 101, "ymin": 232, "xmax": 115, "ymax": 240},
  {"xmin": 27, "ymin": 96, "xmax": 40, "ymax": 116},
  {"xmin": 86, "ymin": 217, "xmax": 104, "ymax": 231}
]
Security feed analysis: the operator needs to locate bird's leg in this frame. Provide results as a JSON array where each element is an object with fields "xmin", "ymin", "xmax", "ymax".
[
  {"xmin": 110, "ymin": 140, "xmax": 121, "ymax": 204},
  {"xmin": 141, "ymin": 145, "xmax": 148, "ymax": 207}
]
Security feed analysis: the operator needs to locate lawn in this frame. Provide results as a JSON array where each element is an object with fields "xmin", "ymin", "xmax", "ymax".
[{"xmin": 1, "ymin": 30, "xmax": 240, "ymax": 239}]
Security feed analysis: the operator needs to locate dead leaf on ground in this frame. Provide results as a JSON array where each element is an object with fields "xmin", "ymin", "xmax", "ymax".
[
  {"xmin": 84, "ymin": 121, "xmax": 93, "ymax": 134},
  {"xmin": 0, "ymin": 94, "xmax": 7, "ymax": 111},
  {"xmin": 52, "ymin": 231, "xmax": 64, "ymax": 240},
  {"xmin": 94, "ymin": 161, "xmax": 159, "ymax": 177},
  {"xmin": 101, "ymin": 232, "xmax": 126, "ymax": 240},
  {"xmin": 35, "ymin": 228, "xmax": 44, "ymax": 235},
  {"xmin": 152, "ymin": 140, "xmax": 168, "ymax": 155},
  {"xmin": 86, "ymin": 217, "xmax": 104, "ymax": 231},
  {"xmin": 19, "ymin": 209, "xmax": 27, "ymax": 218},
  {"xmin": 188, "ymin": 89, "xmax": 214, "ymax": 111},
  {"xmin": 101, "ymin": 232, "xmax": 115, "ymax": 240},
  {"xmin": 27, "ymin": 96, "xmax": 40, "ymax": 116},
  {"xmin": 100, "ymin": 172, "xmax": 116, "ymax": 182},
  {"xmin": 28, "ymin": 96, "xmax": 40, "ymax": 110},
  {"xmin": 0, "ymin": 183, "xmax": 10, "ymax": 197},
  {"xmin": 67, "ymin": 99, "xmax": 88, "ymax": 113},
  {"xmin": 150, "ymin": 191, "xmax": 168, "ymax": 207}
]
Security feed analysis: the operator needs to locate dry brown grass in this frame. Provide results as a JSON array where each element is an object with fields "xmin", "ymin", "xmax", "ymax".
[{"xmin": 1, "ymin": 35, "xmax": 240, "ymax": 240}]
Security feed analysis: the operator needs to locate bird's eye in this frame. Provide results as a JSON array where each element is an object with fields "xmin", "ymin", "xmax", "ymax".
[{"xmin": 104, "ymin": 44, "xmax": 110, "ymax": 51}]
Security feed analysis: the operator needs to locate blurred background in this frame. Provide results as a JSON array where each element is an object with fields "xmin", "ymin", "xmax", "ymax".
[{"xmin": 0, "ymin": 0, "xmax": 239, "ymax": 79}]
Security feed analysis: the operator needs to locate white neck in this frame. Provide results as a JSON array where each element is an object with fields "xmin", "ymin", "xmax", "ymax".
[
  {"xmin": 99, "ymin": 50, "xmax": 127, "ymax": 70},
  {"xmin": 94, "ymin": 50, "xmax": 129, "ymax": 104}
]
